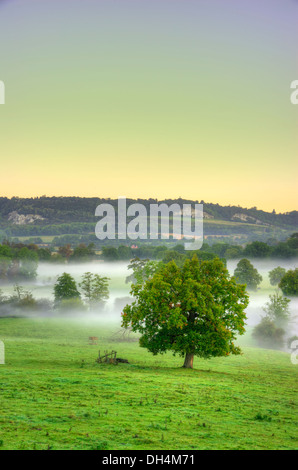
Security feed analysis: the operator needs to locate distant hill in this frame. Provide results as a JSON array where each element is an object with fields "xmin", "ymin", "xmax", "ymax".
[{"xmin": 0, "ymin": 196, "xmax": 297, "ymax": 243}]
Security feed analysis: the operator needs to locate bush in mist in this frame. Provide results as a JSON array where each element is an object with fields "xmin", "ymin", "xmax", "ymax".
[
  {"xmin": 234, "ymin": 259, "xmax": 262, "ymax": 291},
  {"xmin": 252, "ymin": 317, "xmax": 285, "ymax": 350},
  {"xmin": 49, "ymin": 253, "xmax": 66, "ymax": 264},
  {"xmin": 0, "ymin": 285, "xmax": 53, "ymax": 316},
  {"xmin": 56, "ymin": 298, "xmax": 87, "ymax": 313},
  {"xmin": 262, "ymin": 291, "xmax": 291, "ymax": 328},
  {"xmin": 269, "ymin": 267, "xmax": 286, "ymax": 286},
  {"xmin": 0, "ymin": 244, "xmax": 38, "ymax": 280},
  {"xmin": 69, "ymin": 243, "xmax": 95, "ymax": 263}
]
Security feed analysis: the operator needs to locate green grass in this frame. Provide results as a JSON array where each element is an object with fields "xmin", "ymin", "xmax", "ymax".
[
  {"xmin": 0, "ymin": 317, "xmax": 297, "ymax": 450},
  {"xmin": 16, "ymin": 235, "xmax": 56, "ymax": 243}
]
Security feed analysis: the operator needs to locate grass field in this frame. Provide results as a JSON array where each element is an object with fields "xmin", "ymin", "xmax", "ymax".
[{"xmin": 0, "ymin": 317, "xmax": 297, "ymax": 450}]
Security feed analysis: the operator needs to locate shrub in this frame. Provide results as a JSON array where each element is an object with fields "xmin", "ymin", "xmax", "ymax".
[
  {"xmin": 262, "ymin": 291, "xmax": 291, "ymax": 328},
  {"xmin": 252, "ymin": 317, "xmax": 285, "ymax": 350},
  {"xmin": 56, "ymin": 298, "xmax": 87, "ymax": 313}
]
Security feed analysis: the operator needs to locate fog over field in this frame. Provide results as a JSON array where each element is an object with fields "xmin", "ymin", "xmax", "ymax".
[
  {"xmin": 227, "ymin": 259, "xmax": 298, "ymax": 330},
  {"xmin": 1, "ymin": 258, "xmax": 297, "ymax": 343}
]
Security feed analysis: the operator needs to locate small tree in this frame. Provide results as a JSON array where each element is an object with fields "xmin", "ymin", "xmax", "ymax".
[
  {"xmin": 269, "ymin": 267, "xmax": 286, "ymax": 286},
  {"xmin": 58, "ymin": 244, "xmax": 73, "ymax": 261},
  {"xmin": 79, "ymin": 272, "xmax": 110, "ymax": 309},
  {"xmin": 234, "ymin": 259, "xmax": 262, "ymax": 291},
  {"xmin": 54, "ymin": 273, "xmax": 81, "ymax": 305},
  {"xmin": 18, "ymin": 248, "xmax": 38, "ymax": 279},
  {"xmin": 279, "ymin": 268, "xmax": 298, "ymax": 296},
  {"xmin": 262, "ymin": 291, "xmax": 291, "ymax": 328},
  {"xmin": 122, "ymin": 256, "xmax": 249, "ymax": 369}
]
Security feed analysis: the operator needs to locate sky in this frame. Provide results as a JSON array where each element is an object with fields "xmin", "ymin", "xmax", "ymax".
[{"xmin": 0, "ymin": 0, "xmax": 297, "ymax": 212}]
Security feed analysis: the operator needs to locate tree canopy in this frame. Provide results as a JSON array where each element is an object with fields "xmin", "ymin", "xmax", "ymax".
[
  {"xmin": 269, "ymin": 267, "xmax": 286, "ymax": 286},
  {"xmin": 234, "ymin": 259, "xmax": 262, "ymax": 291},
  {"xmin": 79, "ymin": 272, "xmax": 110, "ymax": 308},
  {"xmin": 122, "ymin": 256, "xmax": 249, "ymax": 368},
  {"xmin": 279, "ymin": 268, "xmax": 298, "ymax": 296},
  {"xmin": 54, "ymin": 273, "xmax": 81, "ymax": 304}
]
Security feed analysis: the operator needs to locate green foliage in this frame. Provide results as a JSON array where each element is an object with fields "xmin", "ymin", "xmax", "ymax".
[
  {"xmin": 0, "ymin": 244, "xmax": 38, "ymax": 280},
  {"xmin": 223, "ymin": 246, "xmax": 243, "ymax": 259},
  {"xmin": 56, "ymin": 298, "xmax": 87, "ymax": 313},
  {"xmin": 54, "ymin": 273, "xmax": 81, "ymax": 305},
  {"xmin": 117, "ymin": 245, "xmax": 133, "ymax": 260},
  {"xmin": 162, "ymin": 250, "xmax": 187, "ymax": 266},
  {"xmin": 79, "ymin": 272, "xmax": 110, "ymax": 308},
  {"xmin": 1, "ymin": 196, "xmax": 297, "ymax": 230},
  {"xmin": 0, "ymin": 256, "xmax": 12, "ymax": 279},
  {"xmin": 126, "ymin": 258, "xmax": 162, "ymax": 285},
  {"xmin": 279, "ymin": 268, "xmax": 298, "ymax": 296},
  {"xmin": 262, "ymin": 291, "xmax": 291, "ymax": 328},
  {"xmin": 287, "ymin": 233, "xmax": 298, "ymax": 249},
  {"xmin": 287, "ymin": 335, "xmax": 298, "ymax": 349},
  {"xmin": 243, "ymin": 241, "xmax": 272, "ymax": 258},
  {"xmin": 122, "ymin": 256, "xmax": 249, "ymax": 367},
  {"xmin": 234, "ymin": 259, "xmax": 262, "ymax": 291},
  {"xmin": 252, "ymin": 317, "xmax": 285, "ymax": 350},
  {"xmin": 102, "ymin": 247, "xmax": 119, "ymax": 261},
  {"xmin": 0, "ymin": 288, "xmax": 6, "ymax": 303},
  {"xmin": 17, "ymin": 247, "xmax": 38, "ymax": 279},
  {"xmin": 58, "ymin": 244, "xmax": 73, "ymax": 259},
  {"xmin": 0, "ymin": 284, "xmax": 53, "ymax": 315},
  {"xmin": 272, "ymin": 243, "xmax": 296, "ymax": 258},
  {"xmin": 70, "ymin": 243, "xmax": 95, "ymax": 262},
  {"xmin": 50, "ymin": 253, "xmax": 65, "ymax": 264},
  {"xmin": 269, "ymin": 267, "xmax": 286, "ymax": 286},
  {"xmin": 2, "ymin": 284, "xmax": 37, "ymax": 311},
  {"xmin": 37, "ymin": 248, "xmax": 52, "ymax": 261},
  {"xmin": 254, "ymin": 412, "xmax": 272, "ymax": 422}
]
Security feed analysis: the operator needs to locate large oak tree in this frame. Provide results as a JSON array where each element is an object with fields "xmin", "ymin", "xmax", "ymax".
[{"xmin": 122, "ymin": 256, "xmax": 249, "ymax": 368}]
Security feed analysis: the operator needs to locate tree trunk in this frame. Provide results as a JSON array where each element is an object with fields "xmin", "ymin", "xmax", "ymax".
[{"xmin": 182, "ymin": 353, "xmax": 194, "ymax": 369}]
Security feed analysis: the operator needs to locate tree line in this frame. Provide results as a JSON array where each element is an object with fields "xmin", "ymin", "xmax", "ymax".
[
  {"xmin": 101, "ymin": 233, "xmax": 298, "ymax": 261},
  {"xmin": 0, "ymin": 242, "xmax": 96, "ymax": 281}
]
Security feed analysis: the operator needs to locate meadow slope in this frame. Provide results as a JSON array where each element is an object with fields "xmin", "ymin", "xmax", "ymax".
[{"xmin": 0, "ymin": 317, "xmax": 297, "ymax": 450}]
